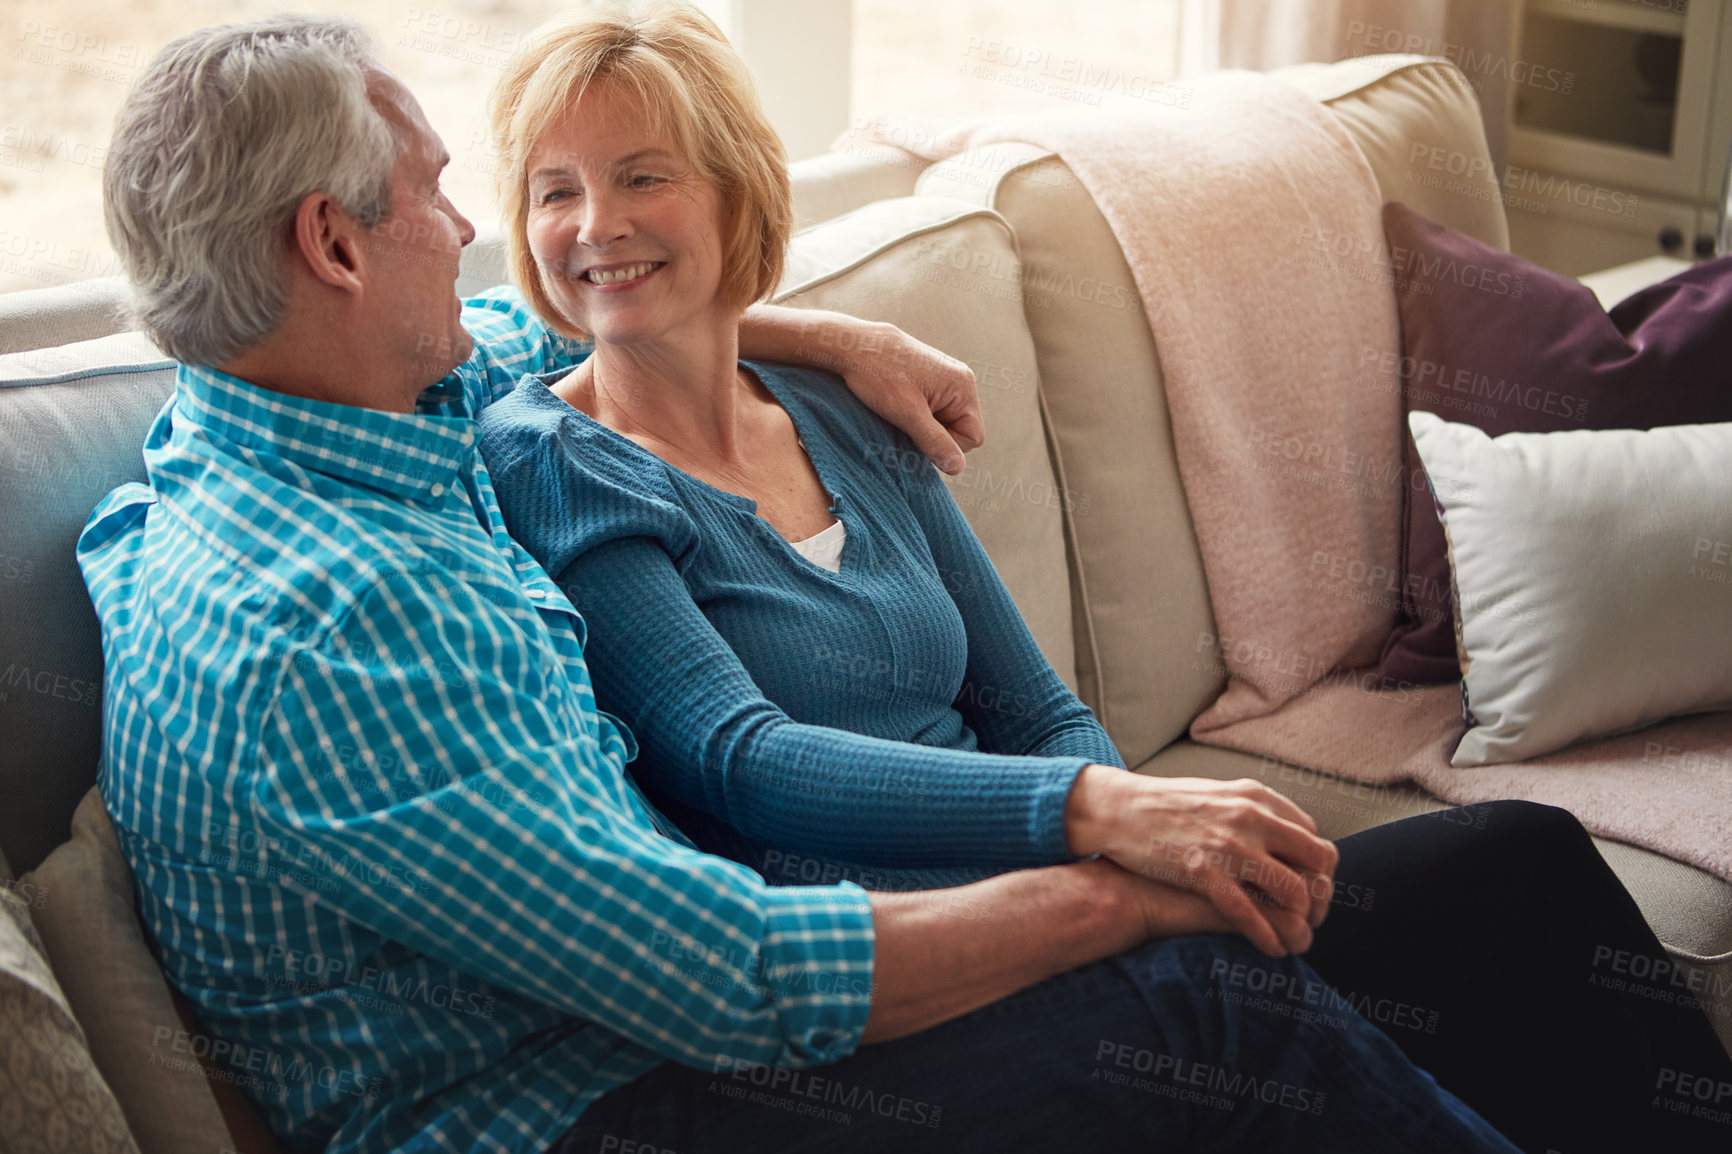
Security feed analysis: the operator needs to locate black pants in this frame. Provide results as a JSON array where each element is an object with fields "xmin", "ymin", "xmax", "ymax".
[
  {"xmin": 1308, "ymin": 800, "xmax": 1732, "ymax": 1154},
  {"xmin": 575, "ymin": 800, "xmax": 1731, "ymax": 1153}
]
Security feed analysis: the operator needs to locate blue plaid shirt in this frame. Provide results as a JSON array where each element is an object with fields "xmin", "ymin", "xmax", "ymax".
[{"xmin": 76, "ymin": 287, "xmax": 875, "ymax": 1154}]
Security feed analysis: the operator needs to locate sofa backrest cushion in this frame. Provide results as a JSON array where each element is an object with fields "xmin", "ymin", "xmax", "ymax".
[
  {"xmin": 916, "ymin": 144, "xmax": 1220, "ymax": 768},
  {"xmin": 0, "ymin": 334, "xmax": 173, "ymax": 873},
  {"xmin": 789, "ymin": 143, "xmax": 931, "ymax": 232},
  {"xmin": 910, "ymin": 55, "xmax": 1506, "ymax": 766},
  {"xmin": 1270, "ymin": 56, "xmax": 1509, "ymax": 252},
  {"xmin": 775, "ymin": 196, "xmax": 1079, "ymax": 689},
  {"xmin": 0, "ymin": 221, "xmax": 511, "ymax": 362},
  {"xmin": 0, "ymin": 277, "xmax": 134, "ymax": 355}
]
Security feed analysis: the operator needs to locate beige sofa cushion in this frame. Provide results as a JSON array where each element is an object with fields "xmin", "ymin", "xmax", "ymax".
[
  {"xmin": 21, "ymin": 790, "xmax": 239, "ymax": 1154},
  {"xmin": 1135, "ymin": 740, "xmax": 1732, "ymax": 1058},
  {"xmin": 916, "ymin": 144, "xmax": 1218, "ymax": 768},
  {"xmin": 775, "ymin": 197, "xmax": 1078, "ymax": 687},
  {"xmin": 1271, "ymin": 56, "xmax": 1510, "ymax": 252},
  {"xmin": 0, "ymin": 867, "xmax": 139, "ymax": 1152},
  {"xmin": 790, "ymin": 143, "xmax": 931, "ymax": 232}
]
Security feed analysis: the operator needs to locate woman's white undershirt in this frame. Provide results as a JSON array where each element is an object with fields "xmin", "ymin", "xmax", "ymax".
[{"xmin": 789, "ymin": 519, "xmax": 846, "ymax": 573}]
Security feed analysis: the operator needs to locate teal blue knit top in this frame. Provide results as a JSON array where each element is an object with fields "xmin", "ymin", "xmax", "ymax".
[{"xmin": 479, "ymin": 361, "xmax": 1125, "ymax": 887}]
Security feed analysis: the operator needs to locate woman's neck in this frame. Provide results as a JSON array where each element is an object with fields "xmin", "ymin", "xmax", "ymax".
[{"xmin": 578, "ymin": 320, "xmax": 751, "ymax": 462}]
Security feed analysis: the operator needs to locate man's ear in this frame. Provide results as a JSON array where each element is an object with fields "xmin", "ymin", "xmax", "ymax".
[{"xmin": 291, "ymin": 191, "xmax": 367, "ymax": 295}]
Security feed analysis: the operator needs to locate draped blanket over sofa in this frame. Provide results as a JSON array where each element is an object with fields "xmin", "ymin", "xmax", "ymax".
[{"xmin": 1, "ymin": 52, "xmax": 1727, "ymax": 1154}]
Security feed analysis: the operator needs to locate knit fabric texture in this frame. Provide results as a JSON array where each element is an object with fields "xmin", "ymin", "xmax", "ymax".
[{"xmin": 480, "ymin": 361, "xmax": 1125, "ymax": 884}]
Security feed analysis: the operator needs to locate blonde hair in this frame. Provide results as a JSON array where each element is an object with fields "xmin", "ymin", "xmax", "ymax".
[{"xmin": 489, "ymin": 2, "xmax": 791, "ymax": 339}]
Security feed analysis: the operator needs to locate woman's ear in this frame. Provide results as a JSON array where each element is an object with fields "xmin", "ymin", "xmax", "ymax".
[{"xmin": 291, "ymin": 191, "xmax": 367, "ymax": 295}]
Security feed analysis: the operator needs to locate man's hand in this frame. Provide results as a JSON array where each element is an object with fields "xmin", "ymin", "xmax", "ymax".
[
  {"xmin": 1065, "ymin": 767, "xmax": 1338, "ymax": 958},
  {"xmin": 738, "ymin": 305, "xmax": 985, "ymax": 475},
  {"xmin": 1098, "ymin": 856, "xmax": 1316, "ymax": 952}
]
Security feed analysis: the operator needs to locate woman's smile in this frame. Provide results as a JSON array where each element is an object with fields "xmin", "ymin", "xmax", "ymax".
[{"xmin": 582, "ymin": 260, "xmax": 667, "ymax": 289}]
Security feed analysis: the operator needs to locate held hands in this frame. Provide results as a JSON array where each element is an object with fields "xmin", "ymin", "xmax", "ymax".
[
  {"xmin": 1065, "ymin": 767, "xmax": 1339, "ymax": 958},
  {"xmin": 1066, "ymin": 857, "xmax": 1288, "ymax": 947}
]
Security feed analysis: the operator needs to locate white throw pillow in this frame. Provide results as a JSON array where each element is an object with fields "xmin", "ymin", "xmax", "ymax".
[{"xmin": 1408, "ymin": 411, "xmax": 1732, "ymax": 766}]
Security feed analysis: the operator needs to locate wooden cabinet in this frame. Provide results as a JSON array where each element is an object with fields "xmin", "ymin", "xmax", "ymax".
[{"xmin": 1506, "ymin": 0, "xmax": 1730, "ymax": 274}]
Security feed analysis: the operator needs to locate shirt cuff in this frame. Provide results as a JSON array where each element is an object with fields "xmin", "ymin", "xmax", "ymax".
[
  {"xmin": 1030, "ymin": 758, "xmax": 1096, "ymax": 864},
  {"xmin": 754, "ymin": 880, "xmax": 876, "ymax": 1068}
]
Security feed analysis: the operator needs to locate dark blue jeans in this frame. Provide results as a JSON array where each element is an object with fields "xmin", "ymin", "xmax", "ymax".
[{"xmin": 556, "ymin": 932, "xmax": 1519, "ymax": 1153}]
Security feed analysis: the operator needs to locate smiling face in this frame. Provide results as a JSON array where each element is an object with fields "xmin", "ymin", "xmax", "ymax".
[{"xmin": 523, "ymin": 80, "xmax": 734, "ymax": 350}]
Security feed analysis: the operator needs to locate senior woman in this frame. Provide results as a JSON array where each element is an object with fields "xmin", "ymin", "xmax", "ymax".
[{"xmin": 478, "ymin": 6, "xmax": 1730, "ymax": 1153}]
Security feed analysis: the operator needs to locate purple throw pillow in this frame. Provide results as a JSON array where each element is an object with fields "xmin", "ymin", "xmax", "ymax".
[{"xmin": 1376, "ymin": 201, "xmax": 1732, "ymax": 685}]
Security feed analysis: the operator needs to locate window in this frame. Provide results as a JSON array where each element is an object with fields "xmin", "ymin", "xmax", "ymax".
[
  {"xmin": 0, "ymin": 0, "xmax": 572, "ymax": 294},
  {"xmin": 855, "ymin": 0, "xmax": 1184, "ymax": 120},
  {"xmin": 0, "ymin": 0, "xmax": 1183, "ymax": 295}
]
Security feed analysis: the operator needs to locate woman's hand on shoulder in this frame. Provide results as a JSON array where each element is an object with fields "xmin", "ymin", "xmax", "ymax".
[
  {"xmin": 1064, "ymin": 766, "xmax": 1338, "ymax": 957},
  {"xmin": 738, "ymin": 305, "xmax": 986, "ymax": 475}
]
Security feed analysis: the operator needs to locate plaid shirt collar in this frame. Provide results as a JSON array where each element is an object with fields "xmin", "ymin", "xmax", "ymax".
[{"xmin": 173, "ymin": 363, "xmax": 477, "ymax": 502}]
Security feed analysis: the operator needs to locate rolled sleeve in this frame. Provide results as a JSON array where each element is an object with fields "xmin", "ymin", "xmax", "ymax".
[{"xmin": 726, "ymin": 883, "xmax": 874, "ymax": 1067}]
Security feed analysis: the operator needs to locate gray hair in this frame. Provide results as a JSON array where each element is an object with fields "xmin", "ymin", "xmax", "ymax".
[{"xmin": 104, "ymin": 17, "xmax": 400, "ymax": 366}]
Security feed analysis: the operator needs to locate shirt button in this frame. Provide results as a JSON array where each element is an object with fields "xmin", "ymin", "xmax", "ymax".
[
  {"xmin": 459, "ymin": 431, "xmax": 475, "ymax": 447},
  {"xmin": 429, "ymin": 483, "xmax": 446, "ymax": 497},
  {"xmin": 526, "ymin": 588, "xmax": 547, "ymax": 600}
]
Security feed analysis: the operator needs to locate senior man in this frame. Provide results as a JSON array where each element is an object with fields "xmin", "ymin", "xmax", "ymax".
[{"xmin": 78, "ymin": 15, "xmax": 1522, "ymax": 1154}]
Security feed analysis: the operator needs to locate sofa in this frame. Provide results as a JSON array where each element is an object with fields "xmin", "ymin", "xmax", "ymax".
[{"xmin": 1, "ymin": 52, "xmax": 1727, "ymax": 1153}]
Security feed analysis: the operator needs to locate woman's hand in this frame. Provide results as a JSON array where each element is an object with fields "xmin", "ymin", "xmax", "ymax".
[
  {"xmin": 738, "ymin": 305, "xmax": 986, "ymax": 474},
  {"xmin": 1065, "ymin": 766, "xmax": 1338, "ymax": 957}
]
